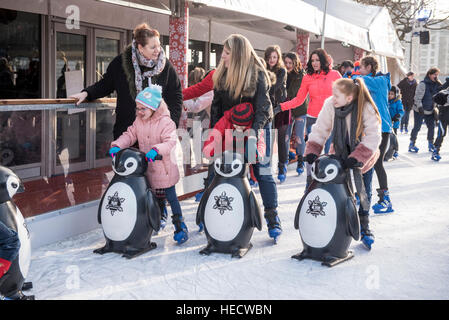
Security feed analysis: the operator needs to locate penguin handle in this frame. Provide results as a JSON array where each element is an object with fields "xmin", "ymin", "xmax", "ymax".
[
  {"xmin": 345, "ymin": 197, "xmax": 360, "ymax": 241},
  {"xmin": 249, "ymin": 191, "xmax": 262, "ymax": 231},
  {"xmin": 196, "ymin": 191, "xmax": 206, "ymax": 226},
  {"xmin": 294, "ymin": 194, "xmax": 307, "ymax": 230},
  {"xmin": 97, "ymin": 198, "xmax": 103, "ymax": 225},
  {"xmin": 146, "ymin": 189, "xmax": 161, "ymax": 232}
]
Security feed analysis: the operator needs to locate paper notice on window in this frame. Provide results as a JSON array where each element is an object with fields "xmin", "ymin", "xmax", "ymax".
[{"xmin": 65, "ymin": 70, "xmax": 85, "ymax": 114}]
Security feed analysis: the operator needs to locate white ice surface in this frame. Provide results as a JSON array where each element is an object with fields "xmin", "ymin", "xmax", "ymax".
[{"xmin": 25, "ymin": 130, "xmax": 449, "ymax": 300}]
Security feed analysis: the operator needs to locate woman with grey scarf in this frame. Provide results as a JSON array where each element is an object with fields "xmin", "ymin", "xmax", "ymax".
[
  {"xmin": 71, "ymin": 23, "xmax": 182, "ymax": 140},
  {"xmin": 304, "ymin": 78, "xmax": 381, "ymax": 250}
]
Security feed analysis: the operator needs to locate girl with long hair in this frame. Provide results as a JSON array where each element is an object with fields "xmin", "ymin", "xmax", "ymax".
[
  {"xmin": 283, "ymin": 52, "xmax": 309, "ymax": 176},
  {"xmin": 304, "ymin": 78, "xmax": 381, "ymax": 249},
  {"xmin": 264, "ymin": 45, "xmax": 288, "ymax": 183},
  {"xmin": 209, "ymin": 34, "xmax": 282, "ymax": 242}
]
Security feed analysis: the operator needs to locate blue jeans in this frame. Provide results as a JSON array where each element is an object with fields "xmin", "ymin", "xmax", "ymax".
[
  {"xmin": 252, "ymin": 123, "xmax": 278, "ymax": 210},
  {"xmin": 0, "ymin": 220, "xmax": 20, "ymax": 262},
  {"xmin": 287, "ymin": 115, "xmax": 307, "ymax": 157},
  {"xmin": 164, "ymin": 186, "xmax": 182, "ymax": 216},
  {"xmin": 359, "ymin": 167, "xmax": 374, "ymax": 216},
  {"xmin": 306, "ymin": 116, "xmax": 332, "ymax": 154},
  {"xmin": 410, "ymin": 111, "xmax": 436, "ymax": 143},
  {"xmin": 401, "ymin": 108, "xmax": 411, "ymax": 130}
]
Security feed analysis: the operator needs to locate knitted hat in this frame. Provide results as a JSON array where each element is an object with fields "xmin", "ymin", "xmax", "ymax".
[
  {"xmin": 231, "ymin": 102, "xmax": 254, "ymax": 127},
  {"xmin": 135, "ymin": 84, "xmax": 163, "ymax": 111}
]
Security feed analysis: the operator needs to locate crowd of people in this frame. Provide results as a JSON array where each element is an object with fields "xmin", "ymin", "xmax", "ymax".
[
  {"xmin": 3, "ymin": 22, "xmax": 449, "ymax": 298},
  {"xmin": 71, "ymin": 23, "xmax": 449, "ymax": 248}
]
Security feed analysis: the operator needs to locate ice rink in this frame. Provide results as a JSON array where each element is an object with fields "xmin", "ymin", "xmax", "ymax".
[{"xmin": 25, "ymin": 130, "xmax": 449, "ymax": 300}]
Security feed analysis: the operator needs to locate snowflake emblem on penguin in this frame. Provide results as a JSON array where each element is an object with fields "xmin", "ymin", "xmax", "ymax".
[
  {"xmin": 306, "ymin": 195, "xmax": 327, "ymax": 218},
  {"xmin": 106, "ymin": 191, "xmax": 125, "ymax": 216},
  {"xmin": 213, "ymin": 191, "xmax": 234, "ymax": 215}
]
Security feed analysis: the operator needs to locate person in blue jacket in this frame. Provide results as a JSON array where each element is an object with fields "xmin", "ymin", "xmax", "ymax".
[
  {"xmin": 388, "ymin": 86, "xmax": 404, "ymax": 135},
  {"xmin": 353, "ymin": 56, "xmax": 394, "ymax": 215}
]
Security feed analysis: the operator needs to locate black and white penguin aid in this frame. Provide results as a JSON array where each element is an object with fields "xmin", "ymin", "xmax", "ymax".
[
  {"xmin": 94, "ymin": 148, "xmax": 162, "ymax": 259},
  {"xmin": 0, "ymin": 165, "xmax": 33, "ymax": 300},
  {"xmin": 293, "ymin": 155, "xmax": 360, "ymax": 267},
  {"xmin": 196, "ymin": 151, "xmax": 262, "ymax": 258}
]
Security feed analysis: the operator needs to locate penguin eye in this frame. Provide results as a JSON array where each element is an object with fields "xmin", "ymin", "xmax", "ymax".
[
  {"xmin": 233, "ymin": 164, "xmax": 238, "ymax": 169},
  {"xmin": 327, "ymin": 169, "xmax": 334, "ymax": 175},
  {"xmin": 127, "ymin": 162, "xmax": 133, "ymax": 168},
  {"xmin": 12, "ymin": 182, "xmax": 18, "ymax": 189}
]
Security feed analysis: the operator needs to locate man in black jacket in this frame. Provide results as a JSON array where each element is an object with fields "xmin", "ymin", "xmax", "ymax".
[{"xmin": 397, "ymin": 71, "xmax": 417, "ymax": 133}]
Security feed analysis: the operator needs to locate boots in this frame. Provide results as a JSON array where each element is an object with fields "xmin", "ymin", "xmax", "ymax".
[
  {"xmin": 408, "ymin": 141, "xmax": 419, "ymax": 153},
  {"xmin": 277, "ymin": 163, "xmax": 287, "ymax": 183},
  {"xmin": 172, "ymin": 214, "xmax": 189, "ymax": 244},
  {"xmin": 431, "ymin": 149, "xmax": 441, "ymax": 161},
  {"xmin": 372, "ymin": 189, "xmax": 394, "ymax": 214},
  {"xmin": 264, "ymin": 209, "xmax": 282, "ymax": 243},
  {"xmin": 359, "ymin": 214, "xmax": 374, "ymax": 250},
  {"xmin": 296, "ymin": 156, "xmax": 304, "ymax": 175},
  {"xmin": 428, "ymin": 141, "xmax": 435, "ymax": 152}
]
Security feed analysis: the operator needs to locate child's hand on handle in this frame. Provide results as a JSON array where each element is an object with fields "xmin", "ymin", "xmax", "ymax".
[
  {"xmin": 305, "ymin": 153, "xmax": 318, "ymax": 165},
  {"xmin": 109, "ymin": 146, "xmax": 120, "ymax": 158},
  {"xmin": 343, "ymin": 157, "xmax": 362, "ymax": 169},
  {"xmin": 69, "ymin": 91, "xmax": 88, "ymax": 106},
  {"xmin": 146, "ymin": 147, "xmax": 160, "ymax": 162}
]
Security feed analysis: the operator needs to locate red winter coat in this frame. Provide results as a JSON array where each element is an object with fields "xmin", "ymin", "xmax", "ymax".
[
  {"xmin": 203, "ymin": 108, "xmax": 266, "ymax": 159},
  {"xmin": 280, "ymin": 69, "xmax": 341, "ymax": 118}
]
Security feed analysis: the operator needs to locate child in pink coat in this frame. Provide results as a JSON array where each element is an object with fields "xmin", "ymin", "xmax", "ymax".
[{"xmin": 109, "ymin": 85, "xmax": 188, "ymax": 244}]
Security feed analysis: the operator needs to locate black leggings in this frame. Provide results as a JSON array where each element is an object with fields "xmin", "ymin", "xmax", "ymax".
[{"xmin": 374, "ymin": 132, "xmax": 389, "ymax": 190}]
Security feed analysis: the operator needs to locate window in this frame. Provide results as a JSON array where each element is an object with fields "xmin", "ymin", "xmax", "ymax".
[
  {"xmin": 0, "ymin": 9, "xmax": 41, "ymax": 99},
  {"xmin": 210, "ymin": 43, "xmax": 223, "ymax": 69},
  {"xmin": 188, "ymin": 40, "xmax": 206, "ymax": 73},
  {"xmin": 56, "ymin": 32, "xmax": 86, "ymax": 98}
]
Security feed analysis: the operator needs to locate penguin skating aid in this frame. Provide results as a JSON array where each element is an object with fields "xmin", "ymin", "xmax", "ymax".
[
  {"xmin": 0, "ymin": 165, "xmax": 33, "ymax": 300},
  {"xmin": 196, "ymin": 151, "xmax": 262, "ymax": 258},
  {"xmin": 94, "ymin": 148, "xmax": 162, "ymax": 259},
  {"xmin": 293, "ymin": 155, "xmax": 360, "ymax": 267}
]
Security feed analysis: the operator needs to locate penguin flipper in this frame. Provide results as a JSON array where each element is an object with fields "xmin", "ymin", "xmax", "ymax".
[
  {"xmin": 146, "ymin": 189, "xmax": 161, "ymax": 232},
  {"xmin": 196, "ymin": 189, "xmax": 207, "ymax": 226},
  {"xmin": 294, "ymin": 193, "xmax": 307, "ymax": 230},
  {"xmin": 97, "ymin": 196, "xmax": 103, "ymax": 225},
  {"xmin": 345, "ymin": 197, "xmax": 360, "ymax": 241},
  {"xmin": 249, "ymin": 191, "xmax": 262, "ymax": 231}
]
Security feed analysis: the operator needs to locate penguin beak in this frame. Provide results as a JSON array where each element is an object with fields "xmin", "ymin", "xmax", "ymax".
[
  {"xmin": 17, "ymin": 182, "xmax": 25, "ymax": 193},
  {"xmin": 116, "ymin": 164, "xmax": 126, "ymax": 173},
  {"xmin": 316, "ymin": 171, "xmax": 326, "ymax": 179},
  {"xmin": 221, "ymin": 163, "xmax": 232, "ymax": 174}
]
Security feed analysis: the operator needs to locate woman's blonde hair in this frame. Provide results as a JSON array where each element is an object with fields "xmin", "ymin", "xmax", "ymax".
[
  {"xmin": 333, "ymin": 78, "xmax": 381, "ymax": 139},
  {"xmin": 213, "ymin": 34, "xmax": 270, "ymax": 100}
]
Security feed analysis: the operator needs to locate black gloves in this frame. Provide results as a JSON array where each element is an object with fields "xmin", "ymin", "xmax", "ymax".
[
  {"xmin": 272, "ymin": 104, "xmax": 282, "ymax": 116},
  {"xmin": 418, "ymin": 107, "xmax": 424, "ymax": 115},
  {"xmin": 305, "ymin": 153, "xmax": 318, "ymax": 165},
  {"xmin": 343, "ymin": 157, "xmax": 363, "ymax": 169},
  {"xmin": 392, "ymin": 114, "xmax": 400, "ymax": 122}
]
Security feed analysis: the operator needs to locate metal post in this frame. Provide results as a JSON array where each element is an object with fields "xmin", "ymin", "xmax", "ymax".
[{"xmin": 320, "ymin": 0, "xmax": 328, "ymax": 49}]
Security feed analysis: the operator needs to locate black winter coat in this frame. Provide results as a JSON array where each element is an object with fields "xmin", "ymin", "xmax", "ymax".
[
  {"xmin": 397, "ymin": 77, "xmax": 417, "ymax": 111},
  {"xmin": 83, "ymin": 45, "xmax": 182, "ymax": 139},
  {"xmin": 210, "ymin": 67, "xmax": 273, "ymax": 133},
  {"xmin": 288, "ymin": 70, "xmax": 309, "ymax": 118}
]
